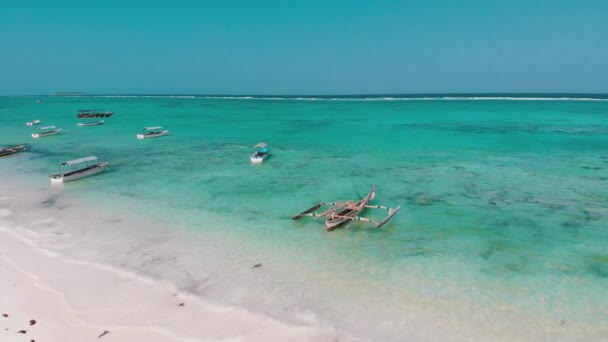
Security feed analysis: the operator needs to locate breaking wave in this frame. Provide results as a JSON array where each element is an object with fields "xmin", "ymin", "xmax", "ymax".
[{"xmin": 43, "ymin": 95, "xmax": 608, "ymax": 101}]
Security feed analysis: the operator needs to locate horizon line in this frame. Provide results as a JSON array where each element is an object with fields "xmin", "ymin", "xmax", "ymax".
[{"xmin": 3, "ymin": 92, "xmax": 608, "ymax": 97}]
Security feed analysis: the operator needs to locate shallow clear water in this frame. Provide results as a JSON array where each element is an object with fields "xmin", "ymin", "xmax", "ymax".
[{"xmin": 1, "ymin": 95, "xmax": 607, "ymax": 339}]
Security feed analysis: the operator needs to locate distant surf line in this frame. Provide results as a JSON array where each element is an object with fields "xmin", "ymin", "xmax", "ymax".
[{"xmin": 30, "ymin": 94, "xmax": 608, "ymax": 101}]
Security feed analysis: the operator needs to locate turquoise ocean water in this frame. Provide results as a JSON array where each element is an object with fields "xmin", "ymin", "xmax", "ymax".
[{"xmin": 1, "ymin": 95, "xmax": 607, "ymax": 339}]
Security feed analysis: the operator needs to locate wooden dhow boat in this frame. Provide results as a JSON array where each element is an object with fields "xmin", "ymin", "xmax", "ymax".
[
  {"xmin": 0, "ymin": 144, "xmax": 27, "ymax": 157},
  {"xmin": 137, "ymin": 126, "xmax": 169, "ymax": 139},
  {"xmin": 32, "ymin": 126, "xmax": 63, "ymax": 138},
  {"xmin": 49, "ymin": 156, "xmax": 109, "ymax": 183},
  {"xmin": 78, "ymin": 120, "xmax": 104, "ymax": 126},
  {"xmin": 292, "ymin": 186, "xmax": 400, "ymax": 231},
  {"xmin": 250, "ymin": 143, "xmax": 270, "ymax": 164},
  {"xmin": 77, "ymin": 109, "xmax": 114, "ymax": 118},
  {"xmin": 26, "ymin": 119, "xmax": 41, "ymax": 126}
]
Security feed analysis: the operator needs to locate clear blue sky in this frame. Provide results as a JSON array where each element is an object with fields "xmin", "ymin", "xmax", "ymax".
[{"xmin": 1, "ymin": 1, "xmax": 607, "ymax": 95}]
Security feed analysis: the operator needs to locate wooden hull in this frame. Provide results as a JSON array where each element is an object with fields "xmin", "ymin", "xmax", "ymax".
[
  {"xmin": 78, "ymin": 113, "xmax": 114, "ymax": 118},
  {"xmin": 137, "ymin": 130, "xmax": 169, "ymax": 139},
  {"xmin": 0, "ymin": 145, "xmax": 27, "ymax": 157},
  {"xmin": 325, "ymin": 215, "xmax": 353, "ymax": 231},
  {"xmin": 50, "ymin": 162, "xmax": 109, "ymax": 183},
  {"xmin": 32, "ymin": 129, "xmax": 62, "ymax": 138},
  {"xmin": 325, "ymin": 186, "xmax": 376, "ymax": 231}
]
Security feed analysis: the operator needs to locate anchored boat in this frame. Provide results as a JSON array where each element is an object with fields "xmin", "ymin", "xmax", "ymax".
[
  {"xmin": 0, "ymin": 144, "xmax": 27, "ymax": 158},
  {"xmin": 32, "ymin": 126, "xmax": 63, "ymax": 138},
  {"xmin": 137, "ymin": 126, "xmax": 169, "ymax": 139},
  {"xmin": 78, "ymin": 120, "xmax": 104, "ymax": 126},
  {"xmin": 250, "ymin": 143, "xmax": 270, "ymax": 164},
  {"xmin": 49, "ymin": 156, "xmax": 109, "ymax": 183},
  {"xmin": 77, "ymin": 109, "xmax": 114, "ymax": 118},
  {"xmin": 26, "ymin": 120, "xmax": 41, "ymax": 126},
  {"xmin": 292, "ymin": 186, "xmax": 400, "ymax": 231}
]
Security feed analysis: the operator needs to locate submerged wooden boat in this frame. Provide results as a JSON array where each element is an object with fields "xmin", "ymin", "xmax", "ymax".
[
  {"xmin": 49, "ymin": 156, "xmax": 109, "ymax": 183},
  {"xmin": 137, "ymin": 126, "xmax": 169, "ymax": 139},
  {"xmin": 78, "ymin": 120, "xmax": 104, "ymax": 126},
  {"xmin": 325, "ymin": 186, "xmax": 376, "ymax": 231},
  {"xmin": 250, "ymin": 143, "xmax": 270, "ymax": 164},
  {"xmin": 77, "ymin": 109, "xmax": 114, "ymax": 118},
  {"xmin": 292, "ymin": 185, "xmax": 400, "ymax": 231},
  {"xmin": 32, "ymin": 126, "xmax": 63, "ymax": 138},
  {"xmin": 0, "ymin": 144, "xmax": 27, "ymax": 157},
  {"xmin": 26, "ymin": 119, "xmax": 41, "ymax": 126}
]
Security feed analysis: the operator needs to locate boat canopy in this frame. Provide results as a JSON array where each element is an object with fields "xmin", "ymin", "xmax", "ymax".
[
  {"xmin": 254, "ymin": 143, "xmax": 268, "ymax": 148},
  {"xmin": 39, "ymin": 126, "xmax": 56, "ymax": 130},
  {"xmin": 144, "ymin": 126, "xmax": 162, "ymax": 130},
  {"xmin": 61, "ymin": 155, "xmax": 98, "ymax": 166}
]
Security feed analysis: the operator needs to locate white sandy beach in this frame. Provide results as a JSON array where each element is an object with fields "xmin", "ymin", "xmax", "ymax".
[{"xmin": 0, "ymin": 225, "xmax": 334, "ymax": 342}]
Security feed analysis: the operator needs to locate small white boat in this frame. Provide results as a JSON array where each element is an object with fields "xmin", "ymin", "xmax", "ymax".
[
  {"xmin": 32, "ymin": 126, "xmax": 63, "ymax": 138},
  {"xmin": 137, "ymin": 126, "xmax": 169, "ymax": 139},
  {"xmin": 250, "ymin": 143, "xmax": 270, "ymax": 164},
  {"xmin": 26, "ymin": 120, "xmax": 41, "ymax": 126},
  {"xmin": 78, "ymin": 120, "xmax": 104, "ymax": 126},
  {"xmin": 49, "ymin": 156, "xmax": 109, "ymax": 183}
]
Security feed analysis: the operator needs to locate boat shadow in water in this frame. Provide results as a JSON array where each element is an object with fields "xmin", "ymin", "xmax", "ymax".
[{"xmin": 40, "ymin": 194, "xmax": 62, "ymax": 208}]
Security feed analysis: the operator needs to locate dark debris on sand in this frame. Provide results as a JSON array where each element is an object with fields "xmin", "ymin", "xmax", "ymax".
[{"xmin": 98, "ymin": 330, "xmax": 109, "ymax": 339}]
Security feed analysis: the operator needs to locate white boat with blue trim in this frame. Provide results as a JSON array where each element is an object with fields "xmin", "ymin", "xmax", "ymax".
[
  {"xmin": 32, "ymin": 126, "xmax": 63, "ymax": 138},
  {"xmin": 49, "ymin": 156, "xmax": 109, "ymax": 183},
  {"xmin": 137, "ymin": 126, "xmax": 169, "ymax": 139},
  {"xmin": 78, "ymin": 120, "xmax": 104, "ymax": 126},
  {"xmin": 250, "ymin": 143, "xmax": 270, "ymax": 164}
]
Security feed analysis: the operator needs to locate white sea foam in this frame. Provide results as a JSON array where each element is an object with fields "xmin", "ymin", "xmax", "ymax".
[
  {"xmin": 199, "ymin": 96, "xmax": 608, "ymax": 102},
  {"xmin": 33, "ymin": 94, "xmax": 608, "ymax": 101},
  {"xmin": 0, "ymin": 208, "xmax": 12, "ymax": 218}
]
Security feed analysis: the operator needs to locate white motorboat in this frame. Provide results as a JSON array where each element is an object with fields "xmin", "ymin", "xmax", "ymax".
[
  {"xmin": 250, "ymin": 143, "xmax": 270, "ymax": 164},
  {"xmin": 49, "ymin": 156, "xmax": 109, "ymax": 183},
  {"xmin": 32, "ymin": 126, "xmax": 63, "ymax": 138},
  {"xmin": 78, "ymin": 120, "xmax": 104, "ymax": 126},
  {"xmin": 26, "ymin": 120, "xmax": 41, "ymax": 126},
  {"xmin": 137, "ymin": 126, "xmax": 169, "ymax": 139}
]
